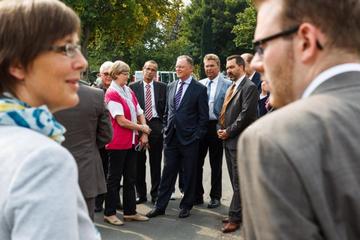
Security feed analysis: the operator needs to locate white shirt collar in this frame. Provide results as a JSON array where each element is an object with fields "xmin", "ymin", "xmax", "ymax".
[
  {"xmin": 143, "ymin": 80, "xmax": 153, "ymax": 87},
  {"xmin": 207, "ymin": 74, "xmax": 220, "ymax": 85},
  {"xmin": 179, "ymin": 76, "xmax": 192, "ymax": 85},
  {"xmin": 234, "ymin": 74, "xmax": 246, "ymax": 88},
  {"xmin": 302, "ymin": 63, "xmax": 360, "ymax": 98}
]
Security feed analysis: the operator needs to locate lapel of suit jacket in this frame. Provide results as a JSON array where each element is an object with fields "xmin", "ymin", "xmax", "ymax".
[
  {"xmin": 177, "ymin": 78, "xmax": 195, "ymax": 110},
  {"xmin": 169, "ymin": 80, "xmax": 178, "ymax": 110},
  {"xmin": 153, "ymin": 81, "xmax": 159, "ymax": 111},
  {"xmin": 228, "ymin": 76, "xmax": 247, "ymax": 104},
  {"xmin": 137, "ymin": 81, "xmax": 145, "ymax": 108},
  {"xmin": 214, "ymin": 76, "xmax": 224, "ymax": 102}
]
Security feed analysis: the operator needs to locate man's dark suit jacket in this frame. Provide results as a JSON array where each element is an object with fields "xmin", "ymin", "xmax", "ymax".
[
  {"xmin": 251, "ymin": 71, "xmax": 262, "ymax": 93},
  {"xmin": 223, "ymin": 77, "xmax": 259, "ymax": 150},
  {"xmin": 129, "ymin": 80, "xmax": 167, "ymax": 123},
  {"xmin": 163, "ymin": 78, "xmax": 209, "ymax": 145},
  {"xmin": 55, "ymin": 84, "xmax": 113, "ymax": 199}
]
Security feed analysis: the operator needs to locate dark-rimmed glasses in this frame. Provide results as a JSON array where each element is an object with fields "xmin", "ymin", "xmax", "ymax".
[
  {"xmin": 253, "ymin": 25, "xmax": 300, "ymax": 56},
  {"xmin": 49, "ymin": 43, "xmax": 81, "ymax": 58}
]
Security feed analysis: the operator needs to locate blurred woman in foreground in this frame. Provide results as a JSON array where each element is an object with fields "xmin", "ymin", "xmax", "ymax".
[{"xmin": 0, "ymin": 0, "xmax": 98, "ymax": 239}]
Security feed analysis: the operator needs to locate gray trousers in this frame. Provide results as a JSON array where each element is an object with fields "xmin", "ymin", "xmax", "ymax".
[
  {"xmin": 225, "ymin": 146, "xmax": 242, "ymax": 223},
  {"xmin": 85, "ymin": 197, "xmax": 95, "ymax": 221}
]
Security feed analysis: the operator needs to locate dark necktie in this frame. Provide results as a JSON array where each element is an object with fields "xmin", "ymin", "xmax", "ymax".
[
  {"xmin": 174, "ymin": 81, "xmax": 185, "ymax": 109},
  {"xmin": 145, "ymin": 84, "xmax": 152, "ymax": 121},
  {"xmin": 207, "ymin": 80, "xmax": 212, "ymax": 101}
]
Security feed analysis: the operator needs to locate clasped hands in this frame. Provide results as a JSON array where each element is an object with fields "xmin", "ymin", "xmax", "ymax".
[
  {"xmin": 139, "ymin": 124, "xmax": 151, "ymax": 150},
  {"xmin": 217, "ymin": 129, "xmax": 229, "ymax": 140}
]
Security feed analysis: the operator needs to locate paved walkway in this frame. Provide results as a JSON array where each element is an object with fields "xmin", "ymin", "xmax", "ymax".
[{"xmin": 95, "ymin": 153, "xmax": 244, "ymax": 240}]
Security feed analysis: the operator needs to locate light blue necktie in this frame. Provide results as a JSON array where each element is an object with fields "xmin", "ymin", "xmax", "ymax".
[{"xmin": 207, "ymin": 80, "xmax": 212, "ymax": 102}]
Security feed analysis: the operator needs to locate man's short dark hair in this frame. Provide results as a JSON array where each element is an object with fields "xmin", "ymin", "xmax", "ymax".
[{"xmin": 226, "ymin": 55, "xmax": 245, "ymax": 70}]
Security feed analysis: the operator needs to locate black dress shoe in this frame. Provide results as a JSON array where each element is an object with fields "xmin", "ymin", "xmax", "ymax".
[
  {"xmin": 146, "ymin": 208, "xmax": 165, "ymax": 218},
  {"xmin": 193, "ymin": 198, "xmax": 204, "ymax": 205},
  {"xmin": 94, "ymin": 206, "xmax": 103, "ymax": 213},
  {"xmin": 136, "ymin": 197, "xmax": 147, "ymax": 204},
  {"xmin": 178, "ymin": 209, "xmax": 190, "ymax": 218},
  {"xmin": 207, "ymin": 199, "xmax": 220, "ymax": 209}
]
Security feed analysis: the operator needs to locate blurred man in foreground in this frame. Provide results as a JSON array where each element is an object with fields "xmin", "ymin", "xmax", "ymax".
[{"xmin": 238, "ymin": 0, "xmax": 360, "ymax": 239}]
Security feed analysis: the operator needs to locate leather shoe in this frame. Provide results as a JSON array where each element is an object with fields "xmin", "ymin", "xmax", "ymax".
[
  {"xmin": 193, "ymin": 198, "xmax": 204, "ymax": 205},
  {"xmin": 178, "ymin": 209, "xmax": 190, "ymax": 218},
  {"xmin": 221, "ymin": 222, "xmax": 240, "ymax": 233},
  {"xmin": 146, "ymin": 208, "xmax": 165, "ymax": 218},
  {"xmin": 207, "ymin": 199, "xmax": 220, "ymax": 209},
  {"xmin": 124, "ymin": 213, "xmax": 149, "ymax": 222},
  {"xmin": 136, "ymin": 197, "xmax": 147, "ymax": 204},
  {"xmin": 222, "ymin": 217, "xmax": 230, "ymax": 223},
  {"xmin": 104, "ymin": 215, "xmax": 124, "ymax": 226},
  {"xmin": 94, "ymin": 206, "xmax": 103, "ymax": 213}
]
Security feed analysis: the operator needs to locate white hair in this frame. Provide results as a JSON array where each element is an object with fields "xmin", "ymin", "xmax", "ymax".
[{"xmin": 99, "ymin": 61, "xmax": 113, "ymax": 73}]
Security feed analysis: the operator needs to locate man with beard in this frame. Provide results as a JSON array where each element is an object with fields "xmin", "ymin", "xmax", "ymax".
[
  {"xmin": 238, "ymin": 0, "xmax": 360, "ymax": 239},
  {"xmin": 217, "ymin": 55, "xmax": 258, "ymax": 233}
]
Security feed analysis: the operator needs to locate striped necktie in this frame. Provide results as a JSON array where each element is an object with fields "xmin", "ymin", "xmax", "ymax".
[
  {"xmin": 174, "ymin": 81, "xmax": 185, "ymax": 109},
  {"xmin": 145, "ymin": 84, "xmax": 152, "ymax": 121}
]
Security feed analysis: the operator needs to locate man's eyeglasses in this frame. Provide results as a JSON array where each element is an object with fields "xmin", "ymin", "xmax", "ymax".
[
  {"xmin": 49, "ymin": 43, "xmax": 81, "ymax": 58},
  {"xmin": 253, "ymin": 25, "xmax": 300, "ymax": 56},
  {"xmin": 102, "ymin": 72, "xmax": 110, "ymax": 77}
]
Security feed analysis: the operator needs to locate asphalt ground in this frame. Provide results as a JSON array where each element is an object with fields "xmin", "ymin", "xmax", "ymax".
[{"xmin": 95, "ymin": 153, "xmax": 244, "ymax": 240}]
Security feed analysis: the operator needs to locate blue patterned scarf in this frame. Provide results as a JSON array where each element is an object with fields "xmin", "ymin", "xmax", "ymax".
[{"xmin": 0, "ymin": 94, "xmax": 65, "ymax": 143}]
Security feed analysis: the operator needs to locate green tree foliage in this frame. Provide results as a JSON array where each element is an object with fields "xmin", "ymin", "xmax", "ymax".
[
  {"xmin": 62, "ymin": 0, "xmax": 180, "ymax": 73},
  {"xmin": 179, "ymin": 0, "xmax": 248, "ymax": 78},
  {"xmin": 232, "ymin": 0, "xmax": 257, "ymax": 51}
]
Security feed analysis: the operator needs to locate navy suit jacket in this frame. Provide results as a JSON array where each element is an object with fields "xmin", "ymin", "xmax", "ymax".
[
  {"xmin": 129, "ymin": 80, "xmax": 167, "ymax": 123},
  {"xmin": 251, "ymin": 71, "xmax": 262, "ymax": 93},
  {"xmin": 163, "ymin": 78, "xmax": 209, "ymax": 145}
]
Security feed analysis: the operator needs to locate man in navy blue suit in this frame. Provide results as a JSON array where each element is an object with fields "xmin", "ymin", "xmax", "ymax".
[
  {"xmin": 242, "ymin": 53, "xmax": 262, "ymax": 93},
  {"xmin": 146, "ymin": 55, "xmax": 209, "ymax": 219}
]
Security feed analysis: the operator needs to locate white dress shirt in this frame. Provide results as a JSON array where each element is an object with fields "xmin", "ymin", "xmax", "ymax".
[{"xmin": 206, "ymin": 75, "xmax": 219, "ymax": 120}]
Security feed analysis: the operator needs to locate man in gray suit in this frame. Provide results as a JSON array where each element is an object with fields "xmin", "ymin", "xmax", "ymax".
[
  {"xmin": 238, "ymin": 0, "xmax": 360, "ymax": 239},
  {"xmin": 217, "ymin": 55, "xmax": 259, "ymax": 233},
  {"xmin": 196, "ymin": 54, "xmax": 231, "ymax": 208},
  {"xmin": 55, "ymin": 83, "xmax": 113, "ymax": 220}
]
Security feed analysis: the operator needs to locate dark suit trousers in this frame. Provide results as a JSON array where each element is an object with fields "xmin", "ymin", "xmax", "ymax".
[
  {"xmin": 136, "ymin": 118, "xmax": 163, "ymax": 200},
  {"xmin": 95, "ymin": 147, "xmax": 108, "ymax": 208},
  {"xmin": 224, "ymin": 146, "xmax": 242, "ymax": 223},
  {"xmin": 105, "ymin": 149, "xmax": 137, "ymax": 216},
  {"xmin": 156, "ymin": 136, "xmax": 199, "ymax": 211},
  {"xmin": 196, "ymin": 120, "xmax": 223, "ymax": 201},
  {"xmin": 95, "ymin": 147, "xmax": 121, "ymax": 209}
]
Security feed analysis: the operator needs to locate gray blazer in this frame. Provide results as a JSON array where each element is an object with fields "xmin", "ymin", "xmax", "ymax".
[
  {"xmin": 199, "ymin": 75, "xmax": 232, "ymax": 119},
  {"xmin": 223, "ymin": 76, "xmax": 259, "ymax": 149},
  {"xmin": 238, "ymin": 71, "xmax": 360, "ymax": 240},
  {"xmin": 55, "ymin": 84, "xmax": 112, "ymax": 199}
]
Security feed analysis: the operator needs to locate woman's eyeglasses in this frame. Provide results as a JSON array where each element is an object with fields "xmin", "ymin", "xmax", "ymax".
[{"xmin": 49, "ymin": 43, "xmax": 81, "ymax": 58}]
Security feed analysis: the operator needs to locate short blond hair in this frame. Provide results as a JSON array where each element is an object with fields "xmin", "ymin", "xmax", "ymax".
[{"xmin": 110, "ymin": 60, "xmax": 130, "ymax": 79}]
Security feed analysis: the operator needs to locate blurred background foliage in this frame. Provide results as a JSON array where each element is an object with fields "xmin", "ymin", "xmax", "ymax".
[{"xmin": 62, "ymin": 0, "xmax": 256, "ymax": 81}]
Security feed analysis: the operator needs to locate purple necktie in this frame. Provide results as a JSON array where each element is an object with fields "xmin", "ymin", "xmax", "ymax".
[{"xmin": 174, "ymin": 81, "xmax": 185, "ymax": 109}]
